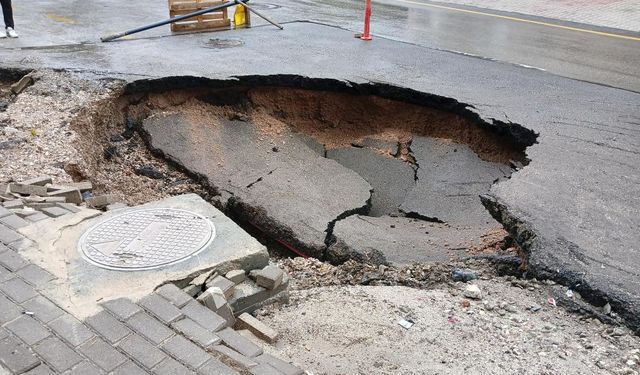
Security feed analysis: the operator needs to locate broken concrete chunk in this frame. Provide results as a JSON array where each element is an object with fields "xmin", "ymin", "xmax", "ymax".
[
  {"xmin": 3, "ymin": 200, "xmax": 24, "ymax": 209},
  {"xmin": 206, "ymin": 276, "xmax": 235, "ymax": 300},
  {"xmin": 19, "ymin": 176, "xmax": 52, "ymax": 186},
  {"xmin": 254, "ymin": 266, "xmax": 284, "ymax": 290},
  {"xmin": 229, "ymin": 274, "xmax": 289, "ymax": 315},
  {"xmin": 11, "ymin": 209, "xmax": 37, "ymax": 218},
  {"xmin": 9, "ymin": 183, "xmax": 47, "ymax": 196},
  {"xmin": 69, "ymin": 181, "xmax": 92, "ymax": 192},
  {"xmin": 85, "ymin": 194, "xmax": 118, "ymax": 208},
  {"xmin": 235, "ymin": 313, "xmax": 278, "ymax": 344},
  {"xmin": 182, "ymin": 284, "xmax": 200, "ymax": 297},
  {"xmin": 211, "ymin": 344, "xmax": 259, "ymax": 368},
  {"xmin": 10, "ymin": 75, "xmax": 34, "ymax": 95},
  {"xmin": 48, "ymin": 188, "xmax": 82, "ymax": 205},
  {"xmin": 40, "ymin": 207, "xmax": 70, "ymax": 218},
  {"xmin": 198, "ymin": 287, "xmax": 235, "ymax": 327},
  {"xmin": 464, "ymin": 284, "xmax": 482, "ymax": 300},
  {"xmin": 191, "ymin": 271, "xmax": 215, "ymax": 287},
  {"xmin": 226, "ymin": 269, "xmax": 247, "ymax": 284}
]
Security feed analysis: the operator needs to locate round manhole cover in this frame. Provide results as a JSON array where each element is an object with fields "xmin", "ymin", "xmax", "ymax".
[{"xmin": 79, "ymin": 208, "xmax": 215, "ymax": 271}]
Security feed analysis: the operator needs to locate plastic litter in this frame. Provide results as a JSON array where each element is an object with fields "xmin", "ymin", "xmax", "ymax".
[{"xmin": 398, "ymin": 319, "xmax": 414, "ymax": 329}]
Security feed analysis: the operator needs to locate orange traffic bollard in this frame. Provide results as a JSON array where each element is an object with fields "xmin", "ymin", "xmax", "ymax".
[{"xmin": 361, "ymin": 0, "xmax": 372, "ymax": 40}]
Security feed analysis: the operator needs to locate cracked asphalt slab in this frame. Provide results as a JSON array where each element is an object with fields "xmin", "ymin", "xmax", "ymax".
[{"xmin": 1, "ymin": 6, "xmax": 639, "ymax": 335}]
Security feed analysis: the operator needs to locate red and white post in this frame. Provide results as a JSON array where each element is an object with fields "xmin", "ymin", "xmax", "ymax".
[{"xmin": 361, "ymin": 0, "xmax": 372, "ymax": 40}]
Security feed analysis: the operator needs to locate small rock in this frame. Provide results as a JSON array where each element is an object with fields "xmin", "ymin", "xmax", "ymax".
[
  {"xmin": 504, "ymin": 304, "xmax": 517, "ymax": 313},
  {"xmin": 603, "ymin": 303, "xmax": 612, "ymax": 315},
  {"xmin": 451, "ymin": 269, "xmax": 477, "ymax": 282},
  {"xmin": 463, "ymin": 284, "xmax": 482, "ymax": 300}
]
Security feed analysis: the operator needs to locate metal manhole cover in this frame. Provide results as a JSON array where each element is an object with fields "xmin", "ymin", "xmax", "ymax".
[{"xmin": 79, "ymin": 208, "xmax": 215, "ymax": 271}]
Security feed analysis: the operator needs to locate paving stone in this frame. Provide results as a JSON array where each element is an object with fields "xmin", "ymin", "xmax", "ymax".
[
  {"xmin": 182, "ymin": 285, "xmax": 200, "ymax": 297},
  {"xmin": 211, "ymin": 345, "xmax": 258, "ymax": 368},
  {"xmin": 0, "ymin": 335, "xmax": 41, "ymax": 373},
  {"xmin": 24, "ymin": 203, "xmax": 55, "ymax": 210},
  {"xmin": 0, "ymin": 328, "xmax": 7, "ymax": 339},
  {"xmin": 217, "ymin": 328, "xmax": 263, "ymax": 358},
  {"xmin": 235, "ymin": 313, "xmax": 278, "ymax": 344},
  {"xmin": 0, "ymin": 293, "xmax": 22, "ymax": 323},
  {"xmin": 26, "ymin": 212, "xmax": 49, "ymax": 223},
  {"xmin": 156, "ymin": 284, "xmax": 193, "ymax": 308},
  {"xmin": 48, "ymin": 314, "xmax": 95, "ymax": 347},
  {"xmin": 5, "ymin": 315, "xmax": 51, "ymax": 345},
  {"xmin": 225, "ymin": 270, "xmax": 246, "ymax": 284},
  {"xmin": 139, "ymin": 294, "xmax": 184, "ymax": 323},
  {"xmin": 68, "ymin": 181, "xmax": 92, "ymax": 192},
  {"xmin": 0, "ymin": 214, "xmax": 30, "ymax": 230},
  {"xmin": 12, "ymin": 209, "xmax": 39, "ymax": 218},
  {"xmin": 171, "ymin": 318, "xmax": 221, "ymax": 347},
  {"xmin": 0, "ymin": 206, "xmax": 12, "ymax": 218},
  {"xmin": 152, "ymin": 357, "xmax": 196, "ymax": 375},
  {"xmin": 205, "ymin": 276, "xmax": 235, "ymax": 299},
  {"xmin": 84, "ymin": 310, "xmax": 132, "ymax": 344},
  {"xmin": 101, "ymin": 297, "xmax": 142, "ymax": 320},
  {"xmin": 197, "ymin": 288, "xmax": 235, "ymax": 327},
  {"xmin": 161, "ymin": 335, "xmax": 211, "ymax": 369},
  {"xmin": 47, "ymin": 188, "xmax": 82, "ymax": 205},
  {"xmin": 78, "ymin": 337, "xmax": 127, "ymax": 372},
  {"xmin": 0, "ymin": 264, "xmax": 12, "ymax": 283},
  {"xmin": 111, "ymin": 361, "xmax": 149, "ymax": 375},
  {"xmin": 9, "ymin": 183, "xmax": 48, "ymax": 197},
  {"xmin": 254, "ymin": 354, "xmax": 303, "ymax": 375},
  {"xmin": 65, "ymin": 361, "xmax": 106, "ymax": 375},
  {"xmin": 16, "ymin": 264, "xmax": 55, "ymax": 287},
  {"xmin": 40, "ymin": 206, "xmax": 70, "ymax": 218},
  {"xmin": 33, "ymin": 337, "xmax": 82, "ymax": 372},
  {"xmin": 249, "ymin": 364, "xmax": 284, "ymax": 375},
  {"xmin": 2, "ymin": 200, "xmax": 24, "ymax": 210},
  {"xmin": 24, "ymin": 364, "xmax": 56, "ymax": 374},
  {"xmin": 126, "ymin": 312, "xmax": 174, "ymax": 345},
  {"xmin": 20, "ymin": 176, "xmax": 52, "ymax": 187},
  {"xmin": 21, "ymin": 296, "xmax": 65, "ymax": 323},
  {"xmin": 56, "ymin": 203, "xmax": 81, "ymax": 213},
  {"xmin": 0, "ymin": 224, "xmax": 23, "ymax": 243},
  {"xmin": 254, "ymin": 266, "xmax": 284, "ymax": 290},
  {"xmin": 0, "ymin": 249, "xmax": 29, "ymax": 271},
  {"xmin": 117, "ymin": 334, "xmax": 166, "ymax": 369},
  {"xmin": 228, "ymin": 275, "xmax": 289, "ymax": 315},
  {"xmin": 0, "ymin": 277, "xmax": 38, "ymax": 303},
  {"xmin": 197, "ymin": 359, "xmax": 240, "ymax": 375},
  {"xmin": 181, "ymin": 300, "xmax": 226, "ymax": 332}
]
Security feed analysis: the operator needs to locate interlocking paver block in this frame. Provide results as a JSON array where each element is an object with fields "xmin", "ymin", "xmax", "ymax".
[
  {"xmin": 235, "ymin": 313, "xmax": 278, "ymax": 344},
  {"xmin": 0, "ymin": 206, "xmax": 12, "ymax": 218},
  {"xmin": 0, "ymin": 214, "xmax": 30, "ymax": 230},
  {"xmin": 2, "ymin": 200, "xmax": 23, "ymax": 210},
  {"xmin": 9, "ymin": 183, "xmax": 47, "ymax": 197},
  {"xmin": 65, "ymin": 361, "xmax": 106, "ymax": 375},
  {"xmin": 126, "ymin": 312, "xmax": 174, "ymax": 345},
  {"xmin": 48, "ymin": 314, "xmax": 95, "ymax": 347},
  {"xmin": 152, "ymin": 357, "xmax": 196, "ymax": 375},
  {"xmin": 0, "ymin": 249, "xmax": 29, "ymax": 271},
  {"xmin": 217, "ymin": 328, "xmax": 263, "ymax": 358},
  {"xmin": 139, "ymin": 293, "xmax": 184, "ymax": 323},
  {"xmin": 40, "ymin": 206, "xmax": 70, "ymax": 218},
  {"xmin": 249, "ymin": 364, "xmax": 284, "ymax": 375},
  {"xmin": 48, "ymin": 188, "xmax": 83, "ymax": 205},
  {"xmin": 171, "ymin": 318, "xmax": 221, "ymax": 347},
  {"xmin": 21, "ymin": 296, "xmax": 65, "ymax": 323},
  {"xmin": 156, "ymin": 284, "xmax": 193, "ymax": 308},
  {"xmin": 79, "ymin": 337, "xmax": 127, "ymax": 372},
  {"xmin": 16, "ymin": 264, "xmax": 55, "ymax": 287},
  {"xmin": 255, "ymin": 354, "xmax": 304, "ymax": 375},
  {"xmin": 0, "ymin": 224, "xmax": 22, "ymax": 244},
  {"xmin": 56, "ymin": 203, "xmax": 81, "ymax": 213},
  {"xmin": 254, "ymin": 266, "xmax": 284, "ymax": 290},
  {"xmin": 84, "ymin": 310, "xmax": 132, "ymax": 344},
  {"xmin": 0, "ymin": 265, "xmax": 12, "ymax": 283},
  {"xmin": 206, "ymin": 276, "xmax": 235, "ymax": 299},
  {"xmin": 33, "ymin": 337, "xmax": 82, "ymax": 372},
  {"xmin": 24, "ymin": 364, "xmax": 56, "ymax": 374},
  {"xmin": 6, "ymin": 315, "xmax": 51, "ymax": 345},
  {"xmin": 211, "ymin": 345, "xmax": 258, "ymax": 369},
  {"xmin": 26, "ymin": 212, "xmax": 49, "ymax": 223},
  {"xmin": 0, "ymin": 335, "xmax": 41, "ymax": 373},
  {"xmin": 181, "ymin": 300, "xmax": 226, "ymax": 332},
  {"xmin": 0, "ymin": 294, "xmax": 21, "ymax": 323},
  {"xmin": 20, "ymin": 176, "xmax": 52, "ymax": 186},
  {"xmin": 197, "ymin": 359, "xmax": 240, "ymax": 375},
  {"xmin": 161, "ymin": 335, "xmax": 211, "ymax": 369},
  {"xmin": 101, "ymin": 297, "xmax": 142, "ymax": 320},
  {"xmin": 111, "ymin": 361, "xmax": 149, "ymax": 375},
  {"xmin": 225, "ymin": 270, "xmax": 246, "ymax": 284},
  {"xmin": 0, "ymin": 277, "xmax": 38, "ymax": 303},
  {"xmin": 118, "ymin": 334, "xmax": 166, "ymax": 369}
]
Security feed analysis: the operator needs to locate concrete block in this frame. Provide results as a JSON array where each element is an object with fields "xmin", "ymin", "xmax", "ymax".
[
  {"xmin": 21, "ymin": 296, "xmax": 64, "ymax": 323},
  {"xmin": 255, "ymin": 353, "xmax": 304, "ymax": 375},
  {"xmin": 171, "ymin": 318, "xmax": 221, "ymax": 347},
  {"xmin": 48, "ymin": 314, "xmax": 95, "ymax": 347},
  {"xmin": 0, "ymin": 248, "xmax": 29, "ymax": 271},
  {"xmin": 33, "ymin": 337, "xmax": 82, "ymax": 372},
  {"xmin": 0, "ymin": 335, "xmax": 41, "ymax": 373},
  {"xmin": 197, "ymin": 358, "xmax": 241, "ymax": 375},
  {"xmin": 10, "ymin": 75, "xmax": 34, "ymax": 95},
  {"xmin": 197, "ymin": 287, "xmax": 235, "ymax": 327},
  {"xmin": 40, "ymin": 206, "xmax": 70, "ymax": 218},
  {"xmin": 78, "ymin": 337, "xmax": 127, "ymax": 372},
  {"xmin": 206, "ymin": 275, "xmax": 235, "ymax": 299},
  {"xmin": 0, "ymin": 294, "xmax": 22, "ymax": 324},
  {"xmin": 56, "ymin": 202, "xmax": 81, "ymax": 213},
  {"xmin": 101, "ymin": 298, "xmax": 142, "ymax": 320},
  {"xmin": 84, "ymin": 310, "xmax": 132, "ymax": 344},
  {"xmin": 152, "ymin": 357, "xmax": 195, "ymax": 375},
  {"xmin": 226, "ymin": 269, "xmax": 247, "ymax": 284},
  {"xmin": 249, "ymin": 364, "xmax": 283, "ymax": 375},
  {"xmin": 126, "ymin": 312, "xmax": 174, "ymax": 345},
  {"xmin": 85, "ymin": 194, "xmax": 118, "ymax": 208},
  {"xmin": 216, "ymin": 327, "xmax": 263, "ymax": 358},
  {"xmin": 20, "ymin": 176, "xmax": 52, "ymax": 186},
  {"xmin": 0, "ymin": 214, "xmax": 30, "ymax": 229},
  {"xmin": 5, "ymin": 315, "xmax": 51, "ymax": 345},
  {"xmin": 156, "ymin": 283, "xmax": 193, "ymax": 308},
  {"xmin": 9, "ymin": 183, "xmax": 47, "ymax": 196},
  {"xmin": 254, "ymin": 266, "xmax": 284, "ymax": 290},
  {"xmin": 211, "ymin": 344, "xmax": 258, "ymax": 368},
  {"xmin": 161, "ymin": 335, "xmax": 211, "ymax": 369},
  {"xmin": 3, "ymin": 199, "xmax": 24, "ymax": 209},
  {"xmin": 139, "ymin": 293, "xmax": 184, "ymax": 323},
  {"xmin": 0, "ymin": 206, "xmax": 12, "ymax": 218},
  {"xmin": 26, "ymin": 212, "xmax": 50, "ymax": 223},
  {"xmin": 181, "ymin": 300, "xmax": 226, "ymax": 332},
  {"xmin": 117, "ymin": 334, "xmax": 166, "ymax": 369},
  {"xmin": 235, "ymin": 313, "xmax": 278, "ymax": 344},
  {"xmin": 16, "ymin": 264, "xmax": 55, "ymax": 287},
  {"xmin": 0, "ymin": 224, "xmax": 24, "ymax": 244},
  {"xmin": 69, "ymin": 181, "xmax": 93, "ymax": 192},
  {"xmin": 48, "ymin": 188, "xmax": 82, "ymax": 205},
  {"xmin": 229, "ymin": 274, "xmax": 289, "ymax": 315},
  {"xmin": 0, "ymin": 277, "xmax": 38, "ymax": 302}
]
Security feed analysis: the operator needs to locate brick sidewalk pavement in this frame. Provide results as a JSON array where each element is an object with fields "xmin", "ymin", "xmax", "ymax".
[{"xmin": 434, "ymin": 0, "xmax": 640, "ymax": 31}]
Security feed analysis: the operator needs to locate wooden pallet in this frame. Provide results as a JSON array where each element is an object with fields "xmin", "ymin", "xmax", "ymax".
[{"xmin": 168, "ymin": 0, "xmax": 231, "ymax": 32}]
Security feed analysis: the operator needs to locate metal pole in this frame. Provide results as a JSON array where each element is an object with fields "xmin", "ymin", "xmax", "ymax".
[
  {"xmin": 101, "ymin": 1, "xmax": 245, "ymax": 42},
  {"xmin": 361, "ymin": 0, "xmax": 372, "ymax": 41},
  {"xmin": 235, "ymin": 0, "xmax": 283, "ymax": 30}
]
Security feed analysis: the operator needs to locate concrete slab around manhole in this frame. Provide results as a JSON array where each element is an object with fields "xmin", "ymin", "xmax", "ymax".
[{"xmin": 17, "ymin": 194, "xmax": 269, "ymax": 318}]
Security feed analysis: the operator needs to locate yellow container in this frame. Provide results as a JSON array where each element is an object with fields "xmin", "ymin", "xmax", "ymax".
[{"xmin": 234, "ymin": 4, "xmax": 251, "ymax": 28}]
